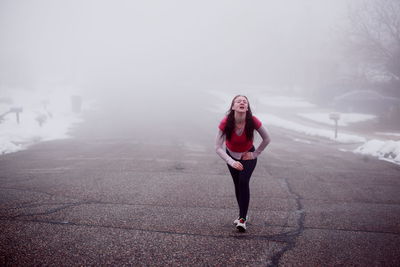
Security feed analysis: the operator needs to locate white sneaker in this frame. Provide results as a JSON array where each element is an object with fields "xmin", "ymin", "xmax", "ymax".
[
  {"xmin": 236, "ymin": 218, "xmax": 247, "ymax": 232},
  {"xmin": 234, "ymin": 215, "xmax": 249, "ymax": 225}
]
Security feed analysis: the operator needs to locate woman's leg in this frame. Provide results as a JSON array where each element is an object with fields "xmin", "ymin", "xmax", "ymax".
[
  {"xmin": 227, "ymin": 164, "xmax": 241, "ymax": 208},
  {"xmin": 238, "ymin": 157, "xmax": 257, "ymax": 219}
]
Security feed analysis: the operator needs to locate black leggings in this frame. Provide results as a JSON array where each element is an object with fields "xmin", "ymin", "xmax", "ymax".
[{"xmin": 226, "ymin": 146, "xmax": 257, "ymax": 219}]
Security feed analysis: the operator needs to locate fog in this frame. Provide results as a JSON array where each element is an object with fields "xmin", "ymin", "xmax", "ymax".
[{"xmin": 1, "ymin": 0, "xmax": 354, "ymax": 137}]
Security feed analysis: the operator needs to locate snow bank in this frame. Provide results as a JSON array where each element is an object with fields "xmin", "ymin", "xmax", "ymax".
[
  {"xmin": 258, "ymin": 113, "xmax": 366, "ymax": 143},
  {"xmin": 298, "ymin": 112, "xmax": 376, "ymax": 126},
  {"xmin": 0, "ymin": 88, "xmax": 87, "ymax": 155},
  {"xmin": 259, "ymin": 96, "xmax": 315, "ymax": 108},
  {"xmin": 0, "ymin": 137, "xmax": 23, "ymax": 154},
  {"xmin": 354, "ymin": 140, "xmax": 400, "ymax": 164},
  {"xmin": 375, "ymin": 132, "xmax": 400, "ymax": 137}
]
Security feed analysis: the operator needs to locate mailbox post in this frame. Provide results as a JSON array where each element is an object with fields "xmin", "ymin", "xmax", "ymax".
[
  {"xmin": 10, "ymin": 107, "xmax": 23, "ymax": 124},
  {"xmin": 329, "ymin": 112, "xmax": 340, "ymax": 139}
]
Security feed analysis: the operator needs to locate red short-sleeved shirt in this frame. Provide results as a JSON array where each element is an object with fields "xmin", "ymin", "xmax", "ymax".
[{"xmin": 218, "ymin": 116, "xmax": 262, "ymax": 152}]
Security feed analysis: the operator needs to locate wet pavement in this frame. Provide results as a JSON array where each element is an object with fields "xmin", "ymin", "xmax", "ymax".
[{"xmin": 1, "ymin": 106, "xmax": 400, "ymax": 266}]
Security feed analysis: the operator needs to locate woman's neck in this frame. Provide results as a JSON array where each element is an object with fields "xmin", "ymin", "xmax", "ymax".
[{"xmin": 234, "ymin": 112, "xmax": 246, "ymax": 123}]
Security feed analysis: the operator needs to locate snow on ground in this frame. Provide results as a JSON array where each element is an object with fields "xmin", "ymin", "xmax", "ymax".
[
  {"xmin": 207, "ymin": 90, "xmax": 400, "ymax": 165},
  {"xmin": 259, "ymin": 95, "xmax": 315, "ymax": 108},
  {"xmin": 2, "ymin": 88, "xmax": 400, "ymax": 166},
  {"xmin": 258, "ymin": 113, "xmax": 367, "ymax": 143},
  {"xmin": 354, "ymin": 140, "xmax": 400, "ymax": 164},
  {"xmin": 298, "ymin": 112, "xmax": 376, "ymax": 126},
  {"xmin": 375, "ymin": 132, "xmax": 400, "ymax": 137},
  {"xmin": 293, "ymin": 138, "xmax": 313, "ymax": 144},
  {"xmin": 0, "ymin": 88, "xmax": 89, "ymax": 155}
]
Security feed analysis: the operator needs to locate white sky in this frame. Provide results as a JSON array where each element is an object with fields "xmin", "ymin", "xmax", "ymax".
[{"xmin": 0, "ymin": 0, "xmax": 350, "ymax": 94}]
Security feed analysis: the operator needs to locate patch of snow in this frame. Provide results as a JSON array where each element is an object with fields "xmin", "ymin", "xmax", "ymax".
[
  {"xmin": 0, "ymin": 88, "xmax": 89, "ymax": 155},
  {"xmin": 293, "ymin": 138, "xmax": 313, "ymax": 144},
  {"xmin": 259, "ymin": 113, "xmax": 366, "ymax": 143},
  {"xmin": 375, "ymin": 132, "xmax": 400, "ymax": 137},
  {"xmin": 354, "ymin": 140, "xmax": 400, "ymax": 165},
  {"xmin": 0, "ymin": 137, "xmax": 23, "ymax": 154},
  {"xmin": 298, "ymin": 112, "xmax": 376, "ymax": 126},
  {"xmin": 259, "ymin": 96, "xmax": 315, "ymax": 108}
]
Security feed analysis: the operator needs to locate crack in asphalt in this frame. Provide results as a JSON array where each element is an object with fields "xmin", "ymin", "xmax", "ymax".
[
  {"xmin": 4, "ymin": 200, "xmax": 398, "ymax": 235},
  {"xmin": 10, "ymin": 202, "xmax": 87, "ymax": 219},
  {"xmin": 2, "ymin": 202, "xmax": 80, "ymax": 210},
  {"xmin": 1, "ymin": 198, "xmax": 299, "ymax": 213},
  {"xmin": 267, "ymin": 178, "xmax": 305, "ymax": 267},
  {"xmin": 0, "ymin": 175, "xmax": 37, "ymax": 183},
  {"xmin": 3, "ymin": 184, "xmax": 398, "ymax": 207},
  {"xmin": 302, "ymin": 226, "xmax": 400, "ymax": 236},
  {"xmin": 0, "ymin": 217, "xmax": 291, "ymax": 244},
  {"xmin": 3, "ymin": 201, "xmax": 397, "ymax": 237},
  {"xmin": 0, "ymin": 180, "xmax": 307, "ymax": 266},
  {"xmin": 0, "ymin": 186, "xmax": 55, "ymax": 197}
]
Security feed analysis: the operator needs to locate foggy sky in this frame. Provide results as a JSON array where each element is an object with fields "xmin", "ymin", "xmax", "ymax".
[{"xmin": 0, "ymin": 0, "xmax": 351, "ymax": 97}]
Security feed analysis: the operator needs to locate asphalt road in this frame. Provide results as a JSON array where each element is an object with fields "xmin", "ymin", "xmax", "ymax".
[{"xmin": 1, "ymin": 105, "xmax": 400, "ymax": 266}]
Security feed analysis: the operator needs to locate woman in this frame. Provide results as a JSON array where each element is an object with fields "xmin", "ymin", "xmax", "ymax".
[{"xmin": 215, "ymin": 95, "xmax": 271, "ymax": 232}]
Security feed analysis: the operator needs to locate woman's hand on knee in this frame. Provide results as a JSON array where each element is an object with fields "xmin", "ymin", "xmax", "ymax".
[{"xmin": 232, "ymin": 161, "xmax": 244, "ymax": 171}]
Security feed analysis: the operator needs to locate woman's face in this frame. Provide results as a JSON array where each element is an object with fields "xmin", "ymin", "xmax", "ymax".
[{"xmin": 231, "ymin": 96, "xmax": 249, "ymax": 113}]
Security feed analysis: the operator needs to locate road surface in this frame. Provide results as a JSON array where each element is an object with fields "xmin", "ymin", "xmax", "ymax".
[{"xmin": 1, "ymin": 103, "xmax": 400, "ymax": 266}]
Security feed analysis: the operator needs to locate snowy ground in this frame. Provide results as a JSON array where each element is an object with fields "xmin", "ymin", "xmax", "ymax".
[
  {"xmin": 297, "ymin": 112, "xmax": 376, "ymax": 127},
  {"xmin": 1, "ymin": 89, "xmax": 399, "ymax": 165},
  {"xmin": 259, "ymin": 95, "xmax": 315, "ymax": 108},
  {"xmin": 258, "ymin": 113, "xmax": 367, "ymax": 143},
  {"xmin": 208, "ymin": 90, "xmax": 400, "ymax": 165},
  {"xmin": 0, "ymin": 88, "xmax": 92, "ymax": 154}
]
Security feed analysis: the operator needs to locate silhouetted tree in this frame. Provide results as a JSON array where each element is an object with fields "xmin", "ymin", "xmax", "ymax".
[{"xmin": 347, "ymin": 0, "xmax": 400, "ymax": 96}]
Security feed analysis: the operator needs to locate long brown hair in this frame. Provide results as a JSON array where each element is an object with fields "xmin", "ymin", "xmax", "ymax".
[{"xmin": 222, "ymin": 95, "xmax": 255, "ymax": 141}]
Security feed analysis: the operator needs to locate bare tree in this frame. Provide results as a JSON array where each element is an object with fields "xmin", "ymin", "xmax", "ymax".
[{"xmin": 347, "ymin": 0, "xmax": 400, "ymax": 93}]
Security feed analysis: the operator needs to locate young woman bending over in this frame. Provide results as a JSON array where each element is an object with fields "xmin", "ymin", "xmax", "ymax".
[{"xmin": 215, "ymin": 95, "xmax": 271, "ymax": 232}]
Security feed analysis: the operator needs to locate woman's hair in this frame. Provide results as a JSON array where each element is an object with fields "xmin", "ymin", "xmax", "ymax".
[{"xmin": 223, "ymin": 95, "xmax": 255, "ymax": 141}]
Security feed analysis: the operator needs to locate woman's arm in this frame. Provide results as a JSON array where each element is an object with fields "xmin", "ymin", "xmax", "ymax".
[
  {"xmin": 242, "ymin": 125, "xmax": 271, "ymax": 160},
  {"xmin": 252, "ymin": 125, "xmax": 271, "ymax": 158},
  {"xmin": 215, "ymin": 130, "xmax": 236, "ymax": 166},
  {"xmin": 215, "ymin": 130, "xmax": 244, "ymax": 171}
]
